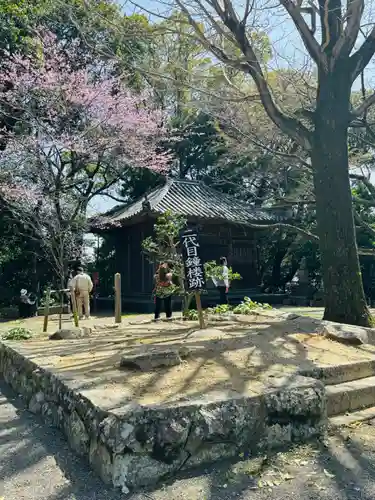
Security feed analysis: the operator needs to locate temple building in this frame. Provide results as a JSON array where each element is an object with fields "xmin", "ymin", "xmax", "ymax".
[{"xmin": 91, "ymin": 178, "xmax": 280, "ymax": 311}]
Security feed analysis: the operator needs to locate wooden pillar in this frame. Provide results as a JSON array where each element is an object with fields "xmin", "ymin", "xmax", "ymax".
[
  {"xmin": 195, "ymin": 292, "xmax": 205, "ymax": 329},
  {"xmin": 43, "ymin": 287, "xmax": 51, "ymax": 333},
  {"xmin": 127, "ymin": 238, "xmax": 131, "ymax": 293},
  {"xmin": 228, "ymin": 226, "xmax": 233, "ymax": 266},
  {"xmin": 71, "ymin": 292, "xmax": 79, "ymax": 327},
  {"xmin": 115, "ymin": 273, "xmax": 122, "ymax": 323},
  {"xmin": 58, "ymin": 290, "xmax": 63, "ymax": 330},
  {"xmin": 141, "ymin": 230, "xmax": 145, "ymax": 293}
]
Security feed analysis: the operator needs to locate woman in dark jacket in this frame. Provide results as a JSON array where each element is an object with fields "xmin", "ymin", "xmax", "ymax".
[{"xmin": 153, "ymin": 262, "xmax": 174, "ymax": 321}]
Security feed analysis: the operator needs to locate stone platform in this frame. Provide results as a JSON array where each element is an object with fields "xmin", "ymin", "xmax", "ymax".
[
  {"xmin": 3, "ymin": 311, "xmax": 375, "ymax": 494},
  {"xmin": 0, "ymin": 341, "xmax": 327, "ymax": 494}
]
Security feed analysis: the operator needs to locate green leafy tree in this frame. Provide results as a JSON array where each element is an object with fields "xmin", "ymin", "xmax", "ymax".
[
  {"xmin": 172, "ymin": 0, "xmax": 375, "ymax": 326},
  {"xmin": 142, "ymin": 211, "xmax": 242, "ymax": 314}
]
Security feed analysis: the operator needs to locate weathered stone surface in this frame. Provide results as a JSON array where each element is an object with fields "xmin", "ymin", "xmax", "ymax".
[
  {"xmin": 89, "ymin": 438, "xmax": 113, "ymax": 485},
  {"xmin": 265, "ymin": 376, "xmax": 326, "ymax": 417},
  {"xmin": 206, "ymin": 314, "xmax": 239, "ymax": 323},
  {"xmin": 93, "ymin": 324, "xmax": 119, "ymax": 331},
  {"xmin": 321, "ymin": 323, "xmax": 375, "ymax": 345},
  {"xmin": 113, "ymin": 454, "xmax": 176, "ymax": 493},
  {"xmin": 41, "ymin": 401, "xmax": 63, "ymax": 428},
  {"xmin": 119, "ymin": 347, "xmax": 190, "ymax": 371},
  {"xmin": 49, "ymin": 327, "xmax": 91, "ymax": 340},
  {"xmin": 280, "ymin": 312, "xmax": 300, "ymax": 320},
  {"xmin": 28, "ymin": 391, "xmax": 45, "ymax": 414},
  {"xmin": 64, "ymin": 410, "xmax": 90, "ymax": 456}
]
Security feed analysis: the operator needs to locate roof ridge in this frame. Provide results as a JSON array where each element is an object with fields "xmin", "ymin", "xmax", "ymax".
[
  {"xmin": 152, "ymin": 179, "xmax": 171, "ymax": 206},
  {"xmin": 99, "ymin": 180, "xmax": 168, "ymax": 219},
  {"xmin": 168, "ymin": 178, "xmax": 202, "ymax": 185},
  {"xmin": 95, "ymin": 176, "xmax": 280, "ymax": 226},
  {"xmin": 200, "ymin": 182, "xmax": 255, "ymax": 208}
]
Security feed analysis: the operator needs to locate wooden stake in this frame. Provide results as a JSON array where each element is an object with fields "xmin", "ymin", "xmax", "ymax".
[
  {"xmin": 195, "ymin": 291, "xmax": 205, "ymax": 329},
  {"xmin": 58, "ymin": 290, "xmax": 63, "ymax": 330},
  {"xmin": 43, "ymin": 287, "xmax": 51, "ymax": 333},
  {"xmin": 115, "ymin": 273, "xmax": 122, "ymax": 324},
  {"xmin": 71, "ymin": 291, "xmax": 79, "ymax": 327}
]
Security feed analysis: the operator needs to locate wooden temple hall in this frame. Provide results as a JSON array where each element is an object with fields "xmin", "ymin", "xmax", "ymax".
[{"xmin": 92, "ymin": 179, "xmax": 280, "ymax": 311}]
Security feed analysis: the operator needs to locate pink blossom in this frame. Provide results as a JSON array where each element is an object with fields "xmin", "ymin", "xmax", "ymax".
[{"xmin": 0, "ymin": 31, "xmax": 171, "ymax": 199}]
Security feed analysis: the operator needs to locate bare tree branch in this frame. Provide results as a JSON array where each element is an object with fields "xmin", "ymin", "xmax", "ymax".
[
  {"xmin": 354, "ymin": 209, "xmax": 375, "ymax": 238},
  {"xmin": 174, "ymin": 0, "xmax": 312, "ymax": 151},
  {"xmin": 350, "ymin": 26, "xmax": 375, "ymax": 82},
  {"xmin": 317, "ymin": 0, "xmax": 343, "ymax": 55},
  {"xmin": 351, "ymin": 91, "xmax": 375, "ymax": 117},
  {"xmin": 246, "ymin": 221, "xmax": 319, "ymax": 241},
  {"xmin": 350, "ymin": 173, "xmax": 375, "ymax": 197},
  {"xmin": 279, "ymin": 0, "xmax": 325, "ymax": 66},
  {"xmin": 332, "ymin": 0, "xmax": 364, "ymax": 58}
]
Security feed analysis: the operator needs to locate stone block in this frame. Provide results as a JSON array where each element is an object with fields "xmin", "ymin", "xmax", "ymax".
[
  {"xmin": 119, "ymin": 347, "xmax": 190, "ymax": 371},
  {"xmin": 112, "ymin": 454, "xmax": 178, "ymax": 494},
  {"xmin": 89, "ymin": 438, "xmax": 113, "ymax": 485},
  {"xmin": 322, "ymin": 323, "xmax": 375, "ymax": 345},
  {"xmin": 28, "ymin": 391, "xmax": 45, "ymax": 414},
  {"xmin": 64, "ymin": 410, "xmax": 90, "ymax": 456},
  {"xmin": 49, "ymin": 327, "xmax": 91, "ymax": 340}
]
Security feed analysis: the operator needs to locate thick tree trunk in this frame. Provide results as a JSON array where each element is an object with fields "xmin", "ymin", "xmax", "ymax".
[{"xmin": 312, "ymin": 70, "xmax": 371, "ymax": 326}]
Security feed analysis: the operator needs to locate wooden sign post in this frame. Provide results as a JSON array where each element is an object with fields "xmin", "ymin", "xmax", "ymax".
[
  {"xmin": 195, "ymin": 292, "xmax": 205, "ymax": 329},
  {"xmin": 180, "ymin": 229, "xmax": 206, "ymax": 329},
  {"xmin": 71, "ymin": 292, "xmax": 79, "ymax": 327},
  {"xmin": 114, "ymin": 273, "xmax": 122, "ymax": 324},
  {"xmin": 93, "ymin": 271, "xmax": 99, "ymax": 314},
  {"xmin": 43, "ymin": 287, "xmax": 51, "ymax": 333}
]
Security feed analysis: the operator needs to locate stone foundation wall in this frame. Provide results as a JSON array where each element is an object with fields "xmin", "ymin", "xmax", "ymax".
[{"xmin": 0, "ymin": 341, "xmax": 327, "ymax": 494}]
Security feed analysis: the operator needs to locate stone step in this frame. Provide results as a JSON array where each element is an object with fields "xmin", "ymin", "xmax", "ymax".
[
  {"xmin": 326, "ymin": 376, "xmax": 375, "ymax": 417},
  {"xmin": 300, "ymin": 359, "xmax": 375, "ymax": 386},
  {"xmin": 329, "ymin": 406, "xmax": 375, "ymax": 427}
]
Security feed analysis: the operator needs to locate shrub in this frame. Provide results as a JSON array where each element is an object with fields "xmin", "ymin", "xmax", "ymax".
[
  {"xmin": 183, "ymin": 309, "xmax": 199, "ymax": 320},
  {"xmin": 233, "ymin": 297, "xmax": 272, "ymax": 315},
  {"xmin": 207, "ymin": 304, "xmax": 233, "ymax": 315},
  {"xmin": 2, "ymin": 327, "xmax": 32, "ymax": 341}
]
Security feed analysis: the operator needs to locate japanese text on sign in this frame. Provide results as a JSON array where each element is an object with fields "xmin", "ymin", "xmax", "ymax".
[{"xmin": 181, "ymin": 230, "xmax": 206, "ymax": 291}]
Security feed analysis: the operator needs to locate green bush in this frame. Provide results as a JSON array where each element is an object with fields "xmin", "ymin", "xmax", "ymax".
[
  {"xmin": 183, "ymin": 309, "xmax": 199, "ymax": 320},
  {"xmin": 2, "ymin": 327, "xmax": 32, "ymax": 341},
  {"xmin": 207, "ymin": 304, "xmax": 233, "ymax": 315},
  {"xmin": 204, "ymin": 260, "xmax": 242, "ymax": 283},
  {"xmin": 233, "ymin": 297, "xmax": 272, "ymax": 315},
  {"xmin": 0, "ymin": 306, "xmax": 19, "ymax": 319},
  {"xmin": 183, "ymin": 297, "xmax": 272, "ymax": 321}
]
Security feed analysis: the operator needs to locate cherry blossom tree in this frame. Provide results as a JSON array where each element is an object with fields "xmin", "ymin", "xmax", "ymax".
[{"xmin": 0, "ymin": 31, "xmax": 169, "ymax": 287}]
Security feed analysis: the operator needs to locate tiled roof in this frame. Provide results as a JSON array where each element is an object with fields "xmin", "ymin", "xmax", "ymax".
[{"xmin": 99, "ymin": 179, "xmax": 279, "ymax": 226}]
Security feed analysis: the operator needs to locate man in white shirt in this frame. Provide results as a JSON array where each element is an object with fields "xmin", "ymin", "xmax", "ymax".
[
  {"xmin": 212, "ymin": 257, "xmax": 230, "ymax": 305},
  {"xmin": 72, "ymin": 267, "xmax": 93, "ymax": 319}
]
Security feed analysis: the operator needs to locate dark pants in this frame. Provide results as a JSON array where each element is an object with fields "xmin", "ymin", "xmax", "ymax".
[
  {"xmin": 217, "ymin": 286, "xmax": 228, "ymax": 305},
  {"xmin": 154, "ymin": 295, "xmax": 172, "ymax": 319},
  {"xmin": 19, "ymin": 302, "xmax": 36, "ymax": 318}
]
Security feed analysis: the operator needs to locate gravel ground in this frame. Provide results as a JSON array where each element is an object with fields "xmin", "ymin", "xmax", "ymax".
[
  {"xmin": 2, "ymin": 378, "xmax": 375, "ymax": 500},
  {"xmin": 0, "ymin": 380, "xmax": 121, "ymax": 500}
]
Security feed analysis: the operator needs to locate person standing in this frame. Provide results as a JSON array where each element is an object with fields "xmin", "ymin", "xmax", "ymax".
[
  {"xmin": 73, "ymin": 267, "xmax": 93, "ymax": 319},
  {"xmin": 213, "ymin": 257, "xmax": 229, "ymax": 305},
  {"xmin": 153, "ymin": 262, "xmax": 174, "ymax": 321},
  {"xmin": 19, "ymin": 289, "xmax": 37, "ymax": 318}
]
